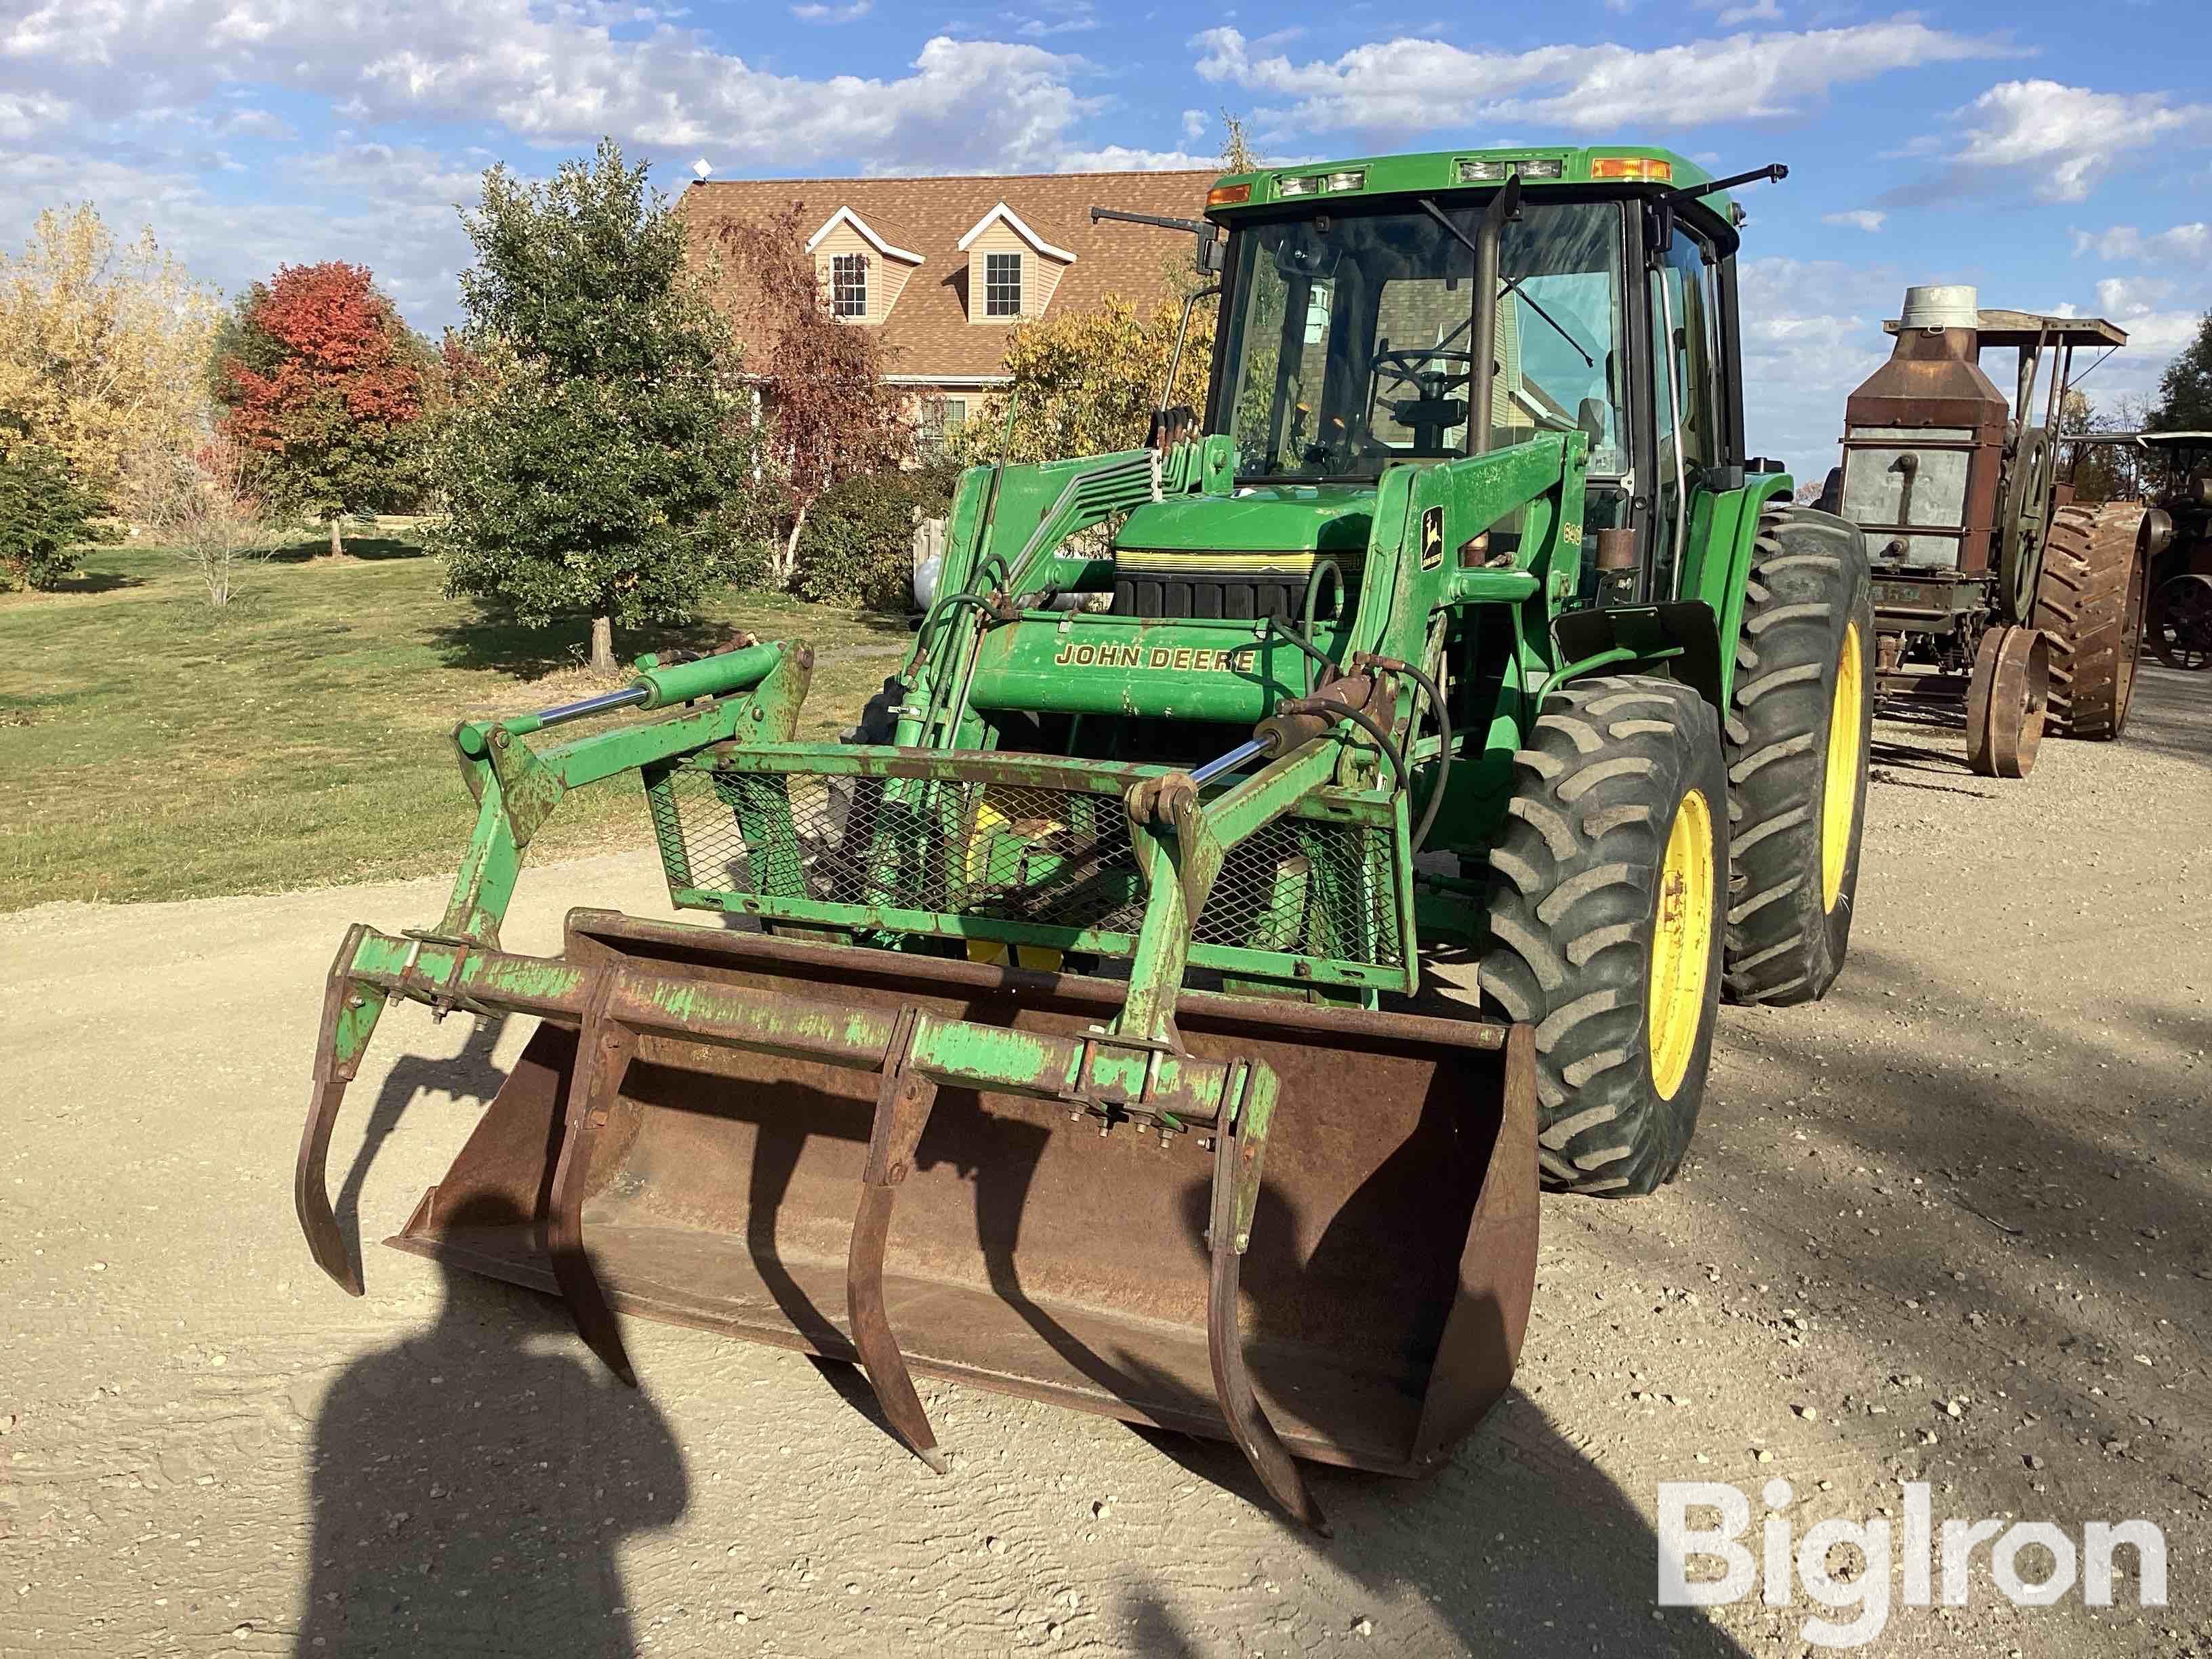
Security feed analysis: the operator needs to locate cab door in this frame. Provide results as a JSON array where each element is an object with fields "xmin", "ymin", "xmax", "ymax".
[{"xmin": 1643, "ymin": 220, "xmax": 1727, "ymax": 602}]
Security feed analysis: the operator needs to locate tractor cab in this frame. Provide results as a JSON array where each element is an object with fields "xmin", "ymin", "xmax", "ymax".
[{"xmin": 1107, "ymin": 148, "xmax": 1773, "ymax": 625}]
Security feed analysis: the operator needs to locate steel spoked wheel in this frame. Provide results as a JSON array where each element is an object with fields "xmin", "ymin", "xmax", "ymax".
[
  {"xmin": 2150, "ymin": 573, "xmax": 2212, "ymax": 672},
  {"xmin": 1963, "ymin": 625, "xmax": 2051, "ymax": 778}
]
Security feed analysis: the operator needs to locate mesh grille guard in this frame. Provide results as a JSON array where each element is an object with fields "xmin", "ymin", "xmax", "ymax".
[{"xmin": 642, "ymin": 746, "xmax": 1410, "ymax": 991}]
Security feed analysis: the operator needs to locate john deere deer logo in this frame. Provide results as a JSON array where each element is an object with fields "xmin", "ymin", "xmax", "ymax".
[{"xmin": 1420, "ymin": 506, "xmax": 1445, "ymax": 571}]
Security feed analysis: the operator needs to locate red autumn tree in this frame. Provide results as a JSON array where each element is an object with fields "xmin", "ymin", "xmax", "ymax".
[
  {"xmin": 716, "ymin": 204, "xmax": 913, "ymax": 588},
  {"xmin": 210, "ymin": 262, "xmax": 434, "ymax": 553}
]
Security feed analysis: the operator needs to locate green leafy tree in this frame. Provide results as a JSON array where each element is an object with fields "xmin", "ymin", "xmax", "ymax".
[
  {"xmin": 433, "ymin": 138, "xmax": 762, "ymax": 674},
  {"xmin": 0, "ymin": 418, "xmax": 114, "ymax": 590},
  {"xmin": 947, "ymin": 295, "xmax": 1216, "ymax": 467},
  {"xmin": 792, "ymin": 462, "xmax": 961, "ymax": 609},
  {"xmin": 2152, "ymin": 310, "xmax": 2212, "ymax": 432}
]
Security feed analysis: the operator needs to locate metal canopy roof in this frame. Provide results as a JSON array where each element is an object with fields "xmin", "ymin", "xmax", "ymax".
[
  {"xmin": 2055, "ymin": 430, "xmax": 2212, "ymax": 445},
  {"xmin": 1883, "ymin": 308, "xmax": 2127, "ymax": 349}
]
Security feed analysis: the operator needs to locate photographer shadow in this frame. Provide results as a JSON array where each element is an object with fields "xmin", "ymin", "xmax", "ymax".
[{"xmin": 297, "ymin": 1193, "xmax": 689, "ymax": 1657}]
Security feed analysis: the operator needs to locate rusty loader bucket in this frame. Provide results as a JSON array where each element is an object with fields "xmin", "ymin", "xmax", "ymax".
[{"xmin": 295, "ymin": 639, "xmax": 1538, "ymax": 1530}]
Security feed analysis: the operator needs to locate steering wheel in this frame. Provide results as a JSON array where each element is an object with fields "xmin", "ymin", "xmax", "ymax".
[{"xmin": 1373, "ymin": 348, "xmax": 1475, "ymax": 399}]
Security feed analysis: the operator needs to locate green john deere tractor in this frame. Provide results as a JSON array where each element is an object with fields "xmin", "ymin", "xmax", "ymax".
[{"xmin": 297, "ymin": 146, "xmax": 1874, "ymax": 1530}]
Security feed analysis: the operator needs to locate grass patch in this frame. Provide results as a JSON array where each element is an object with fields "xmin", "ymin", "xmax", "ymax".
[{"xmin": 0, "ymin": 534, "xmax": 914, "ymax": 910}]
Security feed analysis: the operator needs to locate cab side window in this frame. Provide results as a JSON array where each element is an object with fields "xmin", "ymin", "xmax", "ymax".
[
  {"xmin": 1646, "ymin": 227, "xmax": 1723, "ymax": 594},
  {"xmin": 1648, "ymin": 230, "xmax": 1721, "ymax": 474}
]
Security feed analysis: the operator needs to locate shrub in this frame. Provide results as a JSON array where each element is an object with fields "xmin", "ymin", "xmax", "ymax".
[
  {"xmin": 123, "ymin": 434, "xmax": 280, "ymax": 607},
  {"xmin": 792, "ymin": 462, "xmax": 962, "ymax": 610},
  {"xmin": 0, "ymin": 428, "xmax": 112, "ymax": 590}
]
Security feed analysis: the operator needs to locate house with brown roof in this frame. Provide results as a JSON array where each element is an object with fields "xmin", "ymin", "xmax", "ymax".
[{"xmin": 682, "ymin": 169, "xmax": 1218, "ymax": 451}]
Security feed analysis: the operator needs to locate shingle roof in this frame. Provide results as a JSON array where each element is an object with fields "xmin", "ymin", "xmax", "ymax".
[{"xmin": 681, "ymin": 169, "xmax": 1219, "ymax": 381}]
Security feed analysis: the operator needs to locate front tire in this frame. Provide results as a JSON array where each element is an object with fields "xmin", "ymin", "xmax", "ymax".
[
  {"xmin": 1721, "ymin": 504, "xmax": 1875, "ymax": 1006},
  {"xmin": 1479, "ymin": 675, "xmax": 1728, "ymax": 1197}
]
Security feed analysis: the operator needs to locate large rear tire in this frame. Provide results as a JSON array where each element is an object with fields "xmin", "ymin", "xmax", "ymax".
[
  {"xmin": 2034, "ymin": 503, "xmax": 2149, "ymax": 739},
  {"xmin": 1480, "ymin": 675, "xmax": 1728, "ymax": 1197},
  {"xmin": 1721, "ymin": 504, "xmax": 1875, "ymax": 1006}
]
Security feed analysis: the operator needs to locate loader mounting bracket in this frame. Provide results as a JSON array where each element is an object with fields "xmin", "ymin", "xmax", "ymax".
[{"xmin": 1552, "ymin": 601, "xmax": 1723, "ymax": 709}]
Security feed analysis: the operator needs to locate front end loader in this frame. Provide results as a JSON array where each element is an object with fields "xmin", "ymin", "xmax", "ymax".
[{"xmin": 298, "ymin": 146, "xmax": 1875, "ymax": 1528}]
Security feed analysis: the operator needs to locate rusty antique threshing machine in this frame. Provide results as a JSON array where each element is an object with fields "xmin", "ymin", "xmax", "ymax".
[{"xmin": 1822, "ymin": 286, "xmax": 2156, "ymax": 776}]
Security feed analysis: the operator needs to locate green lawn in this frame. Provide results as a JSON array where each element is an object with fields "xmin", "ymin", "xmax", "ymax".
[{"xmin": 0, "ymin": 537, "xmax": 914, "ymax": 910}]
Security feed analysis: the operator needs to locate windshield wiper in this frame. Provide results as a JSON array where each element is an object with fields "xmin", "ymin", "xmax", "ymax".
[{"xmin": 1416, "ymin": 197, "xmax": 1596, "ymax": 370}]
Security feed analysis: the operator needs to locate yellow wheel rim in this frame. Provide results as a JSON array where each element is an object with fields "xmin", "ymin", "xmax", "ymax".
[
  {"xmin": 1820, "ymin": 622, "xmax": 1864, "ymax": 912},
  {"xmin": 1647, "ymin": 788, "xmax": 1716, "ymax": 1101}
]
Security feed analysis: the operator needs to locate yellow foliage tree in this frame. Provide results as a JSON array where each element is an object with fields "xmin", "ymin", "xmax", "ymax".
[
  {"xmin": 0, "ymin": 204, "xmax": 220, "ymax": 501},
  {"xmin": 947, "ymin": 293, "xmax": 1217, "ymax": 467}
]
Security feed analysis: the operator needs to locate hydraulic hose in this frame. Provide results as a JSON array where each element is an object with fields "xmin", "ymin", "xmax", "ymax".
[
  {"xmin": 1262, "ymin": 615, "xmax": 1338, "ymax": 696},
  {"xmin": 1393, "ymin": 658, "xmax": 1452, "ymax": 855},
  {"xmin": 1301, "ymin": 558, "xmax": 1345, "ymax": 638}
]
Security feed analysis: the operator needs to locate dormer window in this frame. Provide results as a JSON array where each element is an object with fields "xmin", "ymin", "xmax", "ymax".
[
  {"xmin": 958, "ymin": 202, "xmax": 1076, "ymax": 324},
  {"xmin": 803, "ymin": 206, "xmax": 923, "ymax": 326},
  {"xmin": 983, "ymin": 253, "xmax": 1023, "ymax": 318},
  {"xmin": 830, "ymin": 253, "xmax": 867, "ymax": 319}
]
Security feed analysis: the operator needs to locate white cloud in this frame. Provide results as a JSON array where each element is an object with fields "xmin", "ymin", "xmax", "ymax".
[
  {"xmin": 2077, "ymin": 276, "xmax": 2203, "ymax": 356},
  {"xmin": 1713, "ymin": 0, "xmax": 1783, "ymax": 24},
  {"xmin": 213, "ymin": 106, "xmax": 300, "ymax": 141},
  {"xmin": 0, "ymin": 7, "xmax": 1099, "ymax": 175},
  {"xmin": 1191, "ymin": 19, "xmax": 2009, "ymax": 135},
  {"xmin": 1181, "ymin": 108, "xmax": 1206, "ymax": 142},
  {"xmin": 1822, "ymin": 209, "xmax": 1885, "ymax": 232},
  {"xmin": 1953, "ymin": 80, "xmax": 2212, "ymax": 201},
  {"xmin": 0, "ymin": 90, "xmax": 73, "ymax": 140},
  {"xmin": 1735, "ymin": 255, "xmax": 1912, "ymax": 482},
  {"xmin": 2097, "ymin": 276, "xmax": 2177, "ymax": 312},
  {"xmin": 1054, "ymin": 144, "xmax": 1211, "ymax": 172},
  {"xmin": 0, "ymin": 144, "xmax": 485, "ymax": 326},
  {"xmin": 790, "ymin": 1, "xmax": 872, "ymax": 20},
  {"xmin": 1016, "ymin": 2, "xmax": 1098, "ymax": 37},
  {"xmin": 2070, "ymin": 222, "xmax": 2211, "ymax": 262}
]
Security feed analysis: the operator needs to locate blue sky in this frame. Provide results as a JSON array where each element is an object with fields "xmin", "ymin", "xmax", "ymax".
[{"xmin": 3, "ymin": 0, "xmax": 2207, "ymax": 481}]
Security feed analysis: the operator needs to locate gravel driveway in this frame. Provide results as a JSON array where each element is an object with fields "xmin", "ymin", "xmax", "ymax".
[{"xmin": 3, "ymin": 667, "xmax": 2206, "ymax": 1658}]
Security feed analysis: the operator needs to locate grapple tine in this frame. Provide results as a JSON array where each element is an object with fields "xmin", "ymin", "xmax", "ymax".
[
  {"xmin": 295, "ymin": 924, "xmax": 384, "ymax": 1296},
  {"xmin": 1206, "ymin": 1077, "xmax": 1328, "ymax": 1535},
  {"xmin": 846, "ymin": 1008, "xmax": 948, "ymax": 1473},
  {"xmin": 548, "ymin": 975, "xmax": 639, "ymax": 1386},
  {"xmin": 295, "ymin": 1078, "xmax": 361, "ymax": 1295}
]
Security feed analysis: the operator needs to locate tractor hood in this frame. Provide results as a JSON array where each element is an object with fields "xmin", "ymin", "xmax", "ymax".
[{"xmin": 1114, "ymin": 485, "xmax": 1378, "ymax": 556}]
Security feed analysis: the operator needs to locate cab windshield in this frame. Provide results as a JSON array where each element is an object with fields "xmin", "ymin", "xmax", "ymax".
[{"xmin": 1215, "ymin": 199, "xmax": 1629, "ymax": 482}]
